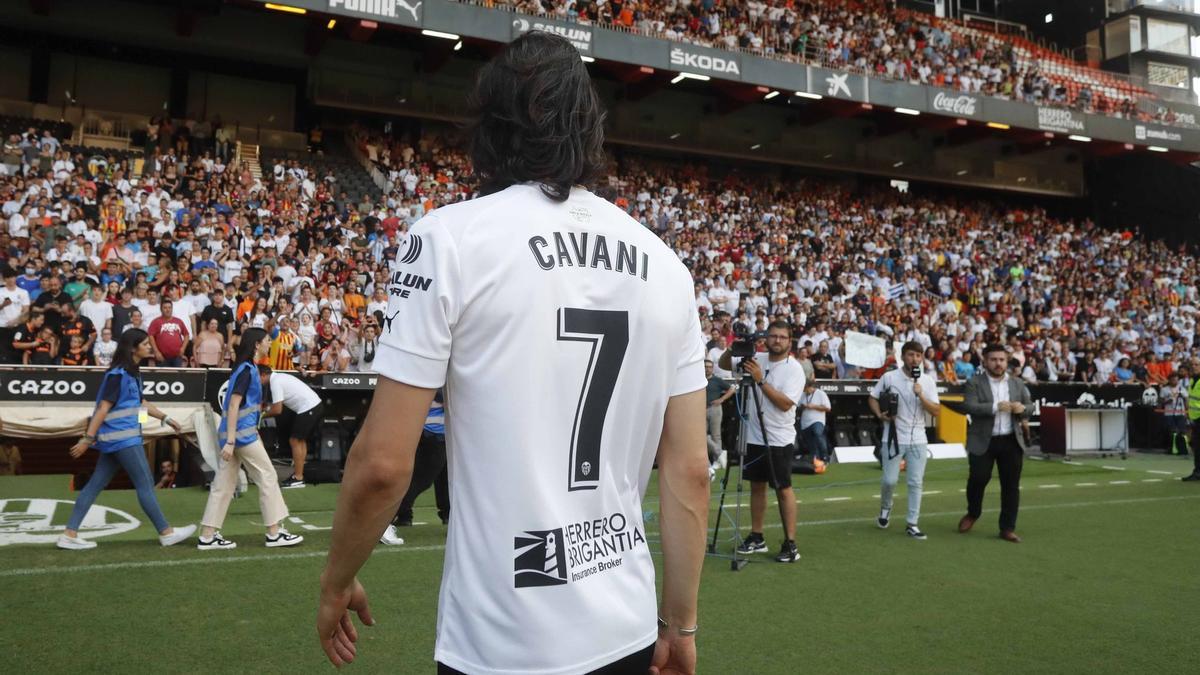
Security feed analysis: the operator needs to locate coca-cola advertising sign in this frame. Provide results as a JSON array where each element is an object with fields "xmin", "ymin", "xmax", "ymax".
[{"xmin": 930, "ymin": 91, "xmax": 980, "ymax": 117}]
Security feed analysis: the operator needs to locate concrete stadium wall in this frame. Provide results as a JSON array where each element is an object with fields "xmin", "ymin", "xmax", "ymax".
[
  {"xmin": 0, "ymin": 46, "xmax": 31, "ymax": 102},
  {"xmin": 47, "ymin": 54, "xmax": 170, "ymax": 116}
]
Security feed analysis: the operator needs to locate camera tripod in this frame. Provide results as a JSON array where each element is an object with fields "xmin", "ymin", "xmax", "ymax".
[{"xmin": 707, "ymin": 360, "xmax": 777, "ymax": 571}]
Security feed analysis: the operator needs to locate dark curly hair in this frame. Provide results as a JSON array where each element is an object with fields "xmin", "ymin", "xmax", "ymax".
[{"xmin": 467, "ymin": 32, "xmax": 607, "ymax": 202}]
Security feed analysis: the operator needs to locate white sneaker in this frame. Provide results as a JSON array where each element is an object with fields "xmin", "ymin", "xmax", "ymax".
[
  {"xmin": 265, "ymin": 528, "xmax": 303, "ymax": 548},
  {"xmin": 877, "ymin": 508, "xmax": 891, "ymax": 529},
  {"xmin": 56, "ymin": 534, "xmax": 97, "ymax": 550},
  {"xmin": 197, "ymin": 532, "xmax": 237, "ymax": 550},
  {"xmin": 718, "ymin": 450, "xmax": 728, "ymax": 469},
  {"xmin": 379, "ymin": 524, "xmax": 405, "ymax": 546},
  {"xmin": 708, "ymin": 463, "xmax": 717, "ymax": 482},
  {"xmin": 159, "ymin": 524, "xmax": 197, "ymax": 547}
]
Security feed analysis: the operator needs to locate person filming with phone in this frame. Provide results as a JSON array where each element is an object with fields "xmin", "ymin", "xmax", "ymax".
[{"xmin": 868, "ymin": 341, "xmax": 940, "ymax": 540}]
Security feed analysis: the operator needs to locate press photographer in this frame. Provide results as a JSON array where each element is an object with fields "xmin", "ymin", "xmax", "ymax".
[
  {"xmin": 719, "ymin": 320, "xmax": 806, "ymax": 563},
  {"xmin": 868, "ymin": 341, "xmax": 940, "ymax": 540}
]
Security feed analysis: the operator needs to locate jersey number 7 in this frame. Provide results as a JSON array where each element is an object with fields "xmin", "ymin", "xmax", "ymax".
[{"xmin": 556, "ymin": 308, "xmax": 629, "ymax": 491}]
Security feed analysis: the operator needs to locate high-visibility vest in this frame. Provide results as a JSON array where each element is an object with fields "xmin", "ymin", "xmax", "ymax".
[
  {"xmin": 218, "ymin": 361, "xmax": 263, "ymax": 446},
  {"xmin": 95, "ymin": 368, "xmax": 143, "ymax": 453},
  {"xmin": 1188, "ymin": 378, "xmax": 1200, "ymax": 422}
]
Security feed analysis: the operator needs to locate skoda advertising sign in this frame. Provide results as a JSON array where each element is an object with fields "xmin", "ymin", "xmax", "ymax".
[{"xmin": 668, "ymin": 44, "xmax": 742, "ymax": 80}]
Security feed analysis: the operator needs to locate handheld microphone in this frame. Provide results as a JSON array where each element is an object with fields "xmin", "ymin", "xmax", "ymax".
[{"xmin": 909, "ymin": 366, "xmax": 921, "ymax": 380}]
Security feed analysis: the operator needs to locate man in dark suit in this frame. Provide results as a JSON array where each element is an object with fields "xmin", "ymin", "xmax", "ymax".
[{"xmin": 959, "ymin": 343, "xmax": 1033, "ymax": 543}]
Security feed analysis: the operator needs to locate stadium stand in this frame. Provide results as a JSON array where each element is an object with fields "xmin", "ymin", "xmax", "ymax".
[
  {"xmin": 2, "ymin": 111, "xmax": 1196, "ymax": 388},
  {"xmin": 483, "ymin": 0, "xmax": 1172, "ymax": 123}
]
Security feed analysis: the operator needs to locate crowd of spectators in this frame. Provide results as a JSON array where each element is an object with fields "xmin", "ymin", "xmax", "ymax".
[
  {"xmin": 2, "ymin": 117, "xmax": 1198, "ymax": 389},
  {"xmin": 487, "ymin": 0, "xmax": 1155, "ymax": 120}
]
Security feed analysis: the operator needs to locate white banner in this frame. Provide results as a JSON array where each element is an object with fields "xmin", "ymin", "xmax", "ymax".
[{"xmin": 845, "ymin": 330, "xmax": 886, "ymax": 368}]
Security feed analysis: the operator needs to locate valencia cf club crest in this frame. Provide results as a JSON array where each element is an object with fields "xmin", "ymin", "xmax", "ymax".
[{"xmin": 514, "ymin": 528, "xmax": 568, "ymax": 588}]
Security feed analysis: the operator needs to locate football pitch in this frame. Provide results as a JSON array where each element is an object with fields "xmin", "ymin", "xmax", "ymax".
[{"xmin": 1, "ymin": 454, "xmax": 1198, "ymax": 674}]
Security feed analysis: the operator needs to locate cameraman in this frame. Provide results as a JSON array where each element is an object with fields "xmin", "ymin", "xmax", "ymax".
[
  {"xmin": 868, "ymin": 341, "xmax": 940, "ymax": 540},
  {"xmin": 719, "ymin": 320, "xmax": 806, "ymax": 563}
]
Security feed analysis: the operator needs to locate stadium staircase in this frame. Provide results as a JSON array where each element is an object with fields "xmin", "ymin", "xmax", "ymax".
[
  {"xmin": 238, "ymin": 142, "xmax": 263, "ymax": 181},
  {"xmin": 260, "ymin": 132, "xmax": 380, "ymax": 204}
]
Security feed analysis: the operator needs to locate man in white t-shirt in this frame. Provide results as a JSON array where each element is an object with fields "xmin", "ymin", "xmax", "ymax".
[
  {"xmin": 78, "ymin": 285, "xmax": 113, "ymax": 332},
  {"xmin": 318, "ymin": 33, "xmax": 709, "ymax": 675},
  {"xmin": 0, "ymin": 269, "xmax": 31, "ymax": 363},
  {"xmin": 798, "ymin": 381, "xmax": 832, "ymax": 463},
  {"xmin": 718, "ymin": 320, "xmax": 806, "ymax": 563},
  {"xmin": 868, "ymin": 341, "xmax": 941, "ymax": 540},
  {"xmin": 259, "ymin": 367, "xmax": 324, "ymax": 489}
]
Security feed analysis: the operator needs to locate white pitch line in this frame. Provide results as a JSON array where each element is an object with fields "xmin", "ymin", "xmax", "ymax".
[
  {"xmin": 7, "ymin": 496, "xmax": 1200, "ymax": 579},
  {"xmin": 1110, "ymin": 480, "xmax": 1131, "ymax": 485},
  {"xmin": 1063, "ymin": 460, "xmax": 1084, "ymax": 466},
  {"xmin": 1147, "ymin": 470, "xmax": 1175, "ymax": 476},
  {"xmin": 1076, "ymin": 482, "xmax": 1098, "ymax": 487},
  {"xmin": 924, "ymin": 490, "xmax": 942, "ymax": 495},
  {"xmin": 1102, "ymin": 465, "xmax": 1127, "ymax": 471},
  {"xmin": 1142, "ymin": 479, "xmax": 1163, "ymax": 483},
  {"xmin": 1039, "ymin": 484, "xmax": 1062, "ymax": 489},
  {"xmin": 709, "ymin": 495, "xmax": 1200, "ymax": 539},
  {"xmin": 0, "ymin": 544, "xmax": 448, "ymax": 578},
  {"xmin": 823, "ymin": 497, "xmax": 851, "ymax": 502}
]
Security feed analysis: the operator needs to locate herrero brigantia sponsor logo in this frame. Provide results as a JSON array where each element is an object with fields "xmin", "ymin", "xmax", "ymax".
[{"xmin": 513, "ymin": 511, "xmax": 646, "ymax": 588}]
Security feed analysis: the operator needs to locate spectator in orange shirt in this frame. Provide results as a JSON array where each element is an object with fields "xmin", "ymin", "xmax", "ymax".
[
  {"xmin": 1146, "ymin": 352, "xmax": 1173, "ymax": 385},
  {"xmin": 342, "ymin": 283, "xmax": 366, "ymax": 321}
]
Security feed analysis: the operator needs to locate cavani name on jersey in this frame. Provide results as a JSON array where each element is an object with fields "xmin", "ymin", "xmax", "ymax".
[{"xmin": 528, "ymin": 231, "xmax": 650, "ymax": 281}]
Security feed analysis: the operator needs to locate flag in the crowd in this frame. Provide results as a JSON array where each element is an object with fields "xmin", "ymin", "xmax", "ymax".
[{"xmin": 888, "ymin": 283, "xmax": 907, "ymax": 300}]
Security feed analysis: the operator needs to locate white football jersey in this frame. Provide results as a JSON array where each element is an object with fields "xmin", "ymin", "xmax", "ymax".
[{"xmin": 374, "ymin": 184, "xmax": 706, "ymax": 674}]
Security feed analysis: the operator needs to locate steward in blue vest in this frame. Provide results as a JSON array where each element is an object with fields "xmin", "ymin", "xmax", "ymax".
[
  {"xmin": 60, "ymin": 328, "xmax": 194, "ymax": 550},
  {"xmin": 198, "ymin": 327, "xmax": 303, "ymax": 550},
  {"xmin": 218, "ymin": 360, "xmax": 263, "ymax": 448}
]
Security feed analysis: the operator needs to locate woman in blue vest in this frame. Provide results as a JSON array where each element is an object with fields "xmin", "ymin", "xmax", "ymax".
[
  {"xmin": 197, "ymin": 328, "xmax": 303, "ymax": 550},
  {"xmin": 57, "ymin": 329, "xmax": 197, "ymax": 550}
]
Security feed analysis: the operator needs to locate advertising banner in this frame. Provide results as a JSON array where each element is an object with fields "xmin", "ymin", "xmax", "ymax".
[
  {"xmin": 0, "ymin": 367, "xmax": 208, "ymax": 403},
  {"xmin": 808, "ymin": 66, "xmax": 864, "ymax": 101},
  {"xmin": 510, "ymin": 14, "xmax": 593, "ymax": 55},
  {"xmin": 926, "ymin": 87, "xmax": 982, "ymax": 119},
  {"xmin": 666, "ymin": 43, "xmax": 742, "ymax": 81}
]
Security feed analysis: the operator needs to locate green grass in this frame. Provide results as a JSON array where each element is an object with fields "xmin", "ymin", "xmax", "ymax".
[{"xmin": 1, "ymin": 454, "xmax": 1198, "ymax": 674}]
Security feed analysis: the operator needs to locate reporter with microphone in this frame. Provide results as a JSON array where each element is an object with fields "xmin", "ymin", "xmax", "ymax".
[{"xmin": 868, "ymin": 341, "xmax": 940, "ymax": 540}]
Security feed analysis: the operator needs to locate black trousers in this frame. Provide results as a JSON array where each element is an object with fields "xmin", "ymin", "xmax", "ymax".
[
  {"xmin": 394, "ymin": 432, "xmax": 449, "ymax": 524},
  {"xmin": 966, "ymin": 434, "xmax": 1024, "ymax": 532},
  {"xmin": 1192, "ymin": 421, "xmax": 1200, "ymax": 475},
  {"xmin": 437, "ymin": 642, "xmax": 655, "ymax": 675}
]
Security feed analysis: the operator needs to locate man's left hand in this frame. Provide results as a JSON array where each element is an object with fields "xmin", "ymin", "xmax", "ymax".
[{"xmin": 318, "ymin": 576, "xmax": 375, "ymax": 667}]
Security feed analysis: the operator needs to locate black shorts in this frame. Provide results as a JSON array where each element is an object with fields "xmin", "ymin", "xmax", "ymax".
[
  {"xmin": 438, "ymin": 642, "xmax": 654, "ymax": 675},
  {"xmin": 744, "ymin": 443, "xmax": 794, "ymax": 489},
  {"xmin": 291, "ymin": 402, "xmax": 324, "ymax": 440}
]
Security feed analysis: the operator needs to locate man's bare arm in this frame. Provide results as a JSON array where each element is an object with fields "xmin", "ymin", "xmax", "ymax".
[{"xmin": 656, "ymin": 389, "xmax": 709, "ymax": 631}]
